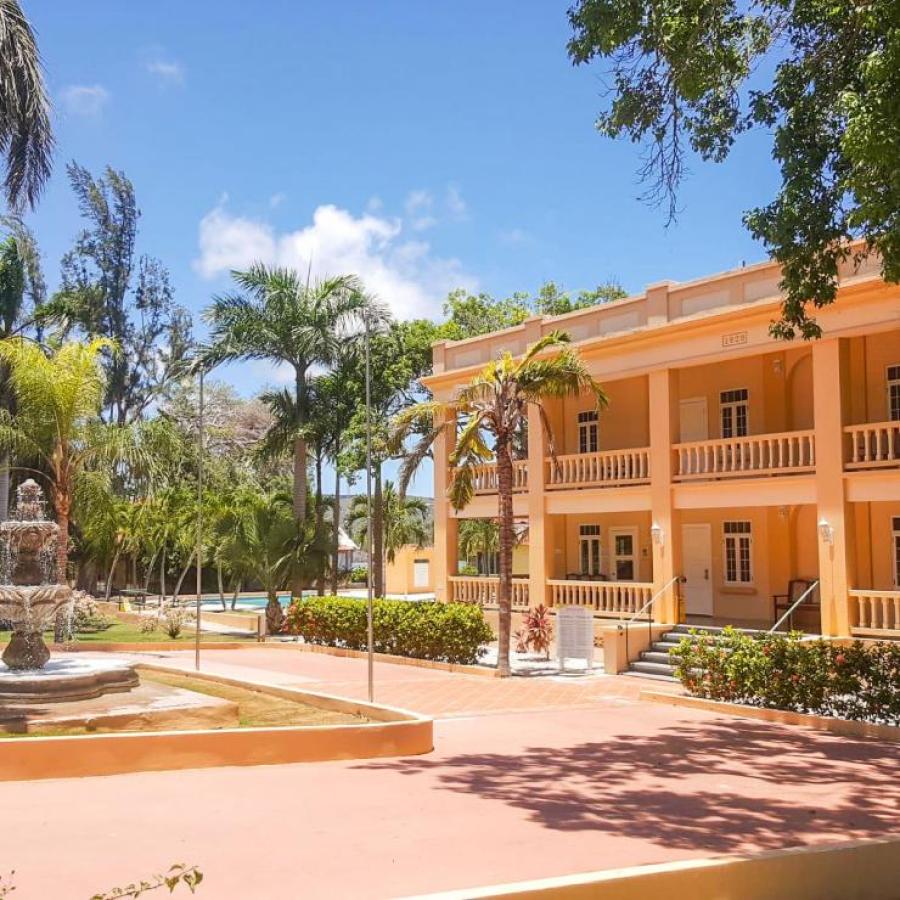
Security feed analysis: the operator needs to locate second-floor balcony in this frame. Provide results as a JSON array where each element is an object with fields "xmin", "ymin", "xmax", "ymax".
[
  {"xmin": 845, "ymin": 421, "xmax": 900, "ymax": 470},
  {"xmin": 673, "ymin": 430, "xmax": 816, "ymax": 481},
  {"xmin": 546, "ymin": 448, "xmax": 651, "ymax": 490}
]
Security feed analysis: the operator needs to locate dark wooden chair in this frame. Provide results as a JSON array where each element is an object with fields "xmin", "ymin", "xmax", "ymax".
[{"xmin": 772, "ymin": 578, "xmax": 818, "ymax": 630}]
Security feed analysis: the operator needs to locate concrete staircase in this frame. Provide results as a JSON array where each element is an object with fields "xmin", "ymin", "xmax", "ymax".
[{"xmin": 624, "ymin": 623, "xmax": 765, "ymax": 681}]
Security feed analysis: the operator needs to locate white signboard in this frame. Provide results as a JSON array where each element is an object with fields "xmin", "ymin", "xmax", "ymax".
[{"xmin": 556, "ymin": 606, "xmax": 594, "ymax": 672}]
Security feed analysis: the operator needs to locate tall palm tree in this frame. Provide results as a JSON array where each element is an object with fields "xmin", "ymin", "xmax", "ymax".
[
  {"xmin": 346, "ymin": 480, "xmax": 430, "ymax": 579},
  {"xmin": 393, "ymin": 332, "xmax": 606, "ymax": 676},
  {"xmin": 0, "ymin": 337, "xmax": 145, "ymax": 580},
  {"xmin": 0, "ymin": 0, "xmax": 53, "ymax": 210},
  {"xmin": 201, "ymin": 266, "xmax": 380, "ymax": 534}
]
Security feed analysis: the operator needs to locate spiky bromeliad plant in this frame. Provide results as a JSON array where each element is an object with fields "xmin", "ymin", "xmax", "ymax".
[{"xmin": 393, "ymin": 331, "xmax": 607, "ymax": 676}]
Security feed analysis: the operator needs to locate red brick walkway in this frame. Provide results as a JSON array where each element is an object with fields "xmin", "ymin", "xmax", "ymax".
[{"xmin": 129, "ymin": 645, "xmax": 679, "ymax": 716}]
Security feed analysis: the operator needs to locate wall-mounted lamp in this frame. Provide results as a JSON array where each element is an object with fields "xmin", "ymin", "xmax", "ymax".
[
  {"xmin": 651, "ymin": 523, "xmax": 665, "ymax": 547},
  {"xmin": 818, "ymin": 518, "xmax": 834, "ymax": 545}
]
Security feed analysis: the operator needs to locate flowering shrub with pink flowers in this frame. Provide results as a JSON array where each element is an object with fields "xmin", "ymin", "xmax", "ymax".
[{"xmin": 671, "ymin": 627, "xmax": 900, "ymax": 725}]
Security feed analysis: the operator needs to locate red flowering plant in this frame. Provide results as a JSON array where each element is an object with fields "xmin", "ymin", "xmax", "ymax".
[{"xmin": 513, "ymin": 605, "xmax": 554, "ymax": 660}]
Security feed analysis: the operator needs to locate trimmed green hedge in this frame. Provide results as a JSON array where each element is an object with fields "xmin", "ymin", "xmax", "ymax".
[
  {"xmin": 282, "ymin": 596, "xmax": 494, "ymax": 665},
  {"xmin": 672, "ymin": 628, "xmax": 900, "ymax": 725}
]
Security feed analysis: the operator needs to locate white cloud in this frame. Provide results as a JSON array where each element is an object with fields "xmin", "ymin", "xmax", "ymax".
[
  {"xmin": 194, "ymin": 200, "xmax": 476, "ymax": 320},
  {"xmin": 146, "ymin": 59, "xmax": 185, "ymax": 84},
  {"xmin": 269, "ymin": 192, "xmax": 286, "ymax": 209},
  {"xmin": 446, "ymin": 185, "xmax": 467, "ymax": 220},
  {"xmin": 59, "ymin": 85, "xmax": 109, "ymax": 117},
  {"xmin": 404, "ymin": 189, "xmax": 437, "ymax": 231}
]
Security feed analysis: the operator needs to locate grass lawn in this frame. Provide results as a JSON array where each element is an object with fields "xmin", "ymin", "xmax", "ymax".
[
  {"xmin": 142, "ymin": 671, "xmax": 367, "ymax": 727},
  {"xmin": 0, "ymin": 618, "xmax": 257, "ymax": 645}
]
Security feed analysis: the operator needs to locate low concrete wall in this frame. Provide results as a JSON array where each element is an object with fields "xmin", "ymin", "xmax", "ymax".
[
  {"xmin": 601, "ymin": 622, "xmax": 673, "ymax": 675},
  {"xmin": 0, "ymin": 667, "xmax": 433, "ymax": 781},
  {"xmin": 642, "ymin": 690, "xmax": 900, "ymax": 743},
  {"xmin": 402, "ymin": 836, "xmax": 900, "ymax": 900}
]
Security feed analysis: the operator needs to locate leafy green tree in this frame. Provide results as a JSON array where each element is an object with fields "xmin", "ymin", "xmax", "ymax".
[
  {"xmin": 534, "ymin": 280, "xmax": 627, "ymax": 315},
  {"xmin": 568, "ymin": 0, "xmax": 900, "ymax": 338},
  {"xmin": 0, "ymin": 338, "xmax": 146, "ymax": 579},
  {"xmin": 442, "ymin": 288, "xmax": 531, "ymax": 338},
  {"xmin": 338, "ymin": 320, "xmax": 435, "ymax": 596},
  {"xmin": 40, "ymin": 163, "xmax": 192, "ymax": 422},
  {"xmin": 0, "ymin": 234, "xmax": 24, "ymax": 519},
  {"xmin": 0, "ymin": 0, "xmax": 53, "ymax": 210},
  {"xmin": 394, "ymin": 332, "xmax": 606, "ymax": 676},
  {"xmin": 346, "ymin": 481, "xmax": 431, "ymax": 569}
]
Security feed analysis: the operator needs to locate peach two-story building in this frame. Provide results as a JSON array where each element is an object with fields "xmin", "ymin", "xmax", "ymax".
[{"xmin": 424, "ymin": 252, "xmax": 900, "ymax": 642}]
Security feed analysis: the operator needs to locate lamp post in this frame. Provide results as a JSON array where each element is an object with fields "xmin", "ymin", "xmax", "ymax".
[
  {"xmin": 364, "ymin": 308, "xmax": 374, "ymax": 702},
  {"xmin": 194, "ymin": 366, "xmax": 204, "ymax": 671}
]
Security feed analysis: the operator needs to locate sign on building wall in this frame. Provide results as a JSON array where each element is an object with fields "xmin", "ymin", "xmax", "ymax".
[{"xmin": 721, "ymin": 331, "xmax": 748, "ymax": 348}]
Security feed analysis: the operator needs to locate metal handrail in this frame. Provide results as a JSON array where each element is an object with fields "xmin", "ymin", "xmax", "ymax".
[
  {"xmin": 768, "ymin": 579, "xmax": 820, "ymax": 634},
  {"xmin": 621, "ymin": 575, "xmax": 685, "ymax": 663}
]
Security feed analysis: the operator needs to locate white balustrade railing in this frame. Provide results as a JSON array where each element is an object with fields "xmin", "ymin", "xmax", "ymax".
[
  {"xmin": 464, "ymin": 461, "xmax": 528, "ymax": 495},
  {"xmin": 546, "ymin": 448, "xmax": 650, "ymax": 489},
  {"xmin": 848, "ymin": 589, "xmax": 900, "ymax": 635},
  {"xmin": 547, "ymin": 580, "xmax": 653, "ymax": 618},
  {"xmin": 845, "ymin": 421, "xmax": 900, "ymax": 469},
  {"xmin": 449, "ymin": 576, "xmax": 529, "ymax": 609},
  {"xmin": 674, "ymin": 430, "xmax": 815, "ymax": 480}
]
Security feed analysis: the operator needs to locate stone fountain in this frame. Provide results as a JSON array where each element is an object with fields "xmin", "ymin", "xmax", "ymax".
[
  {"xmin": 0, "ymin": 479, "xmax": 72, "ymax": 669},
  {"xmin": 0, "ymin": 480, "xmax": 138, "ymax": 703}
]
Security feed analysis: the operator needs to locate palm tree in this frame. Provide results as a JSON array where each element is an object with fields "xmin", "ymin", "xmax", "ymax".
[
  {"xmin": 346, "ymin": 481, "xmax": 431, "ymax": 582},
  {"xmin": 216, "ymin": 489, "xmax": 301, "ymax": 631},
  {"xmin": 458, "ymin": 519, "xmax": 500, "ymax": 574},
  {"xmin": 0, "ymin": 1, "xmax": 53, "ymax": 210},
  {"xmin": 0, "ymin": 337, "xmax": 145, "ymax": 580},
  {"xmin": 201, "ymin": 266, "xmax": 380, "ymax": 534},
  {"xmin": 393, "ymin": 331, "xmax": 606, "ymax": 676}
]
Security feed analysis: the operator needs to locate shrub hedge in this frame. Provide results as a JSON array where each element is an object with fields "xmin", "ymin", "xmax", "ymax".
[
  {"xmin": 282, "ymin": 596, "xmax": 494, "ymax": 665},
  {"xmin": 671, "ymin": 628, "xmax": 900, "ymax": 725}
]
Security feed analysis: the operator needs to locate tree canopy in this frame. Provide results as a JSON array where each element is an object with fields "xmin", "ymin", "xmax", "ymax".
[{"xmin": 567, "ymin": 0, "xmax": 900, "ymax": 338}]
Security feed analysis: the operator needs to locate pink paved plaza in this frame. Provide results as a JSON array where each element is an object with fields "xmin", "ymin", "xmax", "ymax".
[{"xmin": 3, "ymin": 647, "xmax": 898, "ymax": 898}]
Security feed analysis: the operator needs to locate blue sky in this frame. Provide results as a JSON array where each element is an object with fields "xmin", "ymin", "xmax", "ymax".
[{"xmin": 24, "ymin": 0, "xmax": 782, "ymax": 494}]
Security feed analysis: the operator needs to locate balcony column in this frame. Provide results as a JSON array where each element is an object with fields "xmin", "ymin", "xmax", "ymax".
[
  {"xmin": 432, "ymin": 403, "xmax": 458, "ymax": 603},
  {"xmin": 524, "ymin": 317, "xmax": 552, "ymax": 608},
  {"xmin": 812, "ymin": 339, "xmax": 854, "ymax": 636},
  {"xmin": 648, "ymin": 368, "xmax": 680, "ymax": 622}
]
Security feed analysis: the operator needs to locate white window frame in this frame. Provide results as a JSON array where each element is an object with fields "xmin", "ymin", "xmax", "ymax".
[
  {"xmin": 720, "ymin": 388, "xmax": 750, "ymax": 439},
  {"xmin": 893, "ymin": 517, "xmax": 900, "ymax": 588},
  {"xmin": 887, "ymin": 365, "xmax": 900, "ymax": 422},
  {"xmin": 723, "ymin": 520, "xmax": 753, "ymax": 585},
  {"xmin": 609, "ymin": 527, "xmax": 638, "ymax": 582},
  {"xmin": 579, "ymin": 524, "xmax": 602, "ymax": 576},
  {"xmin": 578, "ymin": 410, "xmax": 599, "ymax": 454}
]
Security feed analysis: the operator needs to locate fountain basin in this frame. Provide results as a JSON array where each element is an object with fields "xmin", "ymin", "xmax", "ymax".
[
  {"xmin": 0, "ymin": 584, "xmax": 73, "ymax": 670},
  {"xmin": 0, "ymin": 655, "xmax": 139, "ymax": 703}
]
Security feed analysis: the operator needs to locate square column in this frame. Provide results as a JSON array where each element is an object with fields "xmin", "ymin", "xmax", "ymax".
[
  {"xmin": 648, "ymin": 369, "xmax": 680, "ymax": 621},
  {"xmin": 432, "ymin": 405, "xmax": 457, "ymax": 603},
  {"xmin": 527, "ymin": 402, "xmax": 551, "ymax": 608},
  {"xmin": 812, "ymin": 339, "xmax": 854, "ymax": 636},
  {"xmin": 525, "ymin": 318, "xmax": 552, "ymax": 608}
]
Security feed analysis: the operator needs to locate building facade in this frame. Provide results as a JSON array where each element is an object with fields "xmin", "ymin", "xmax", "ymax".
[{"xmin": 424, "ymin": 252, "xmax": 900, "ymax": 640}]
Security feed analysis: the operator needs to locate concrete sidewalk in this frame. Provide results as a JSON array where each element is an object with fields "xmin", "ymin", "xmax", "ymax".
[{"xmin": 2, "ymin": 647, "xmax": 896, "ymax": 899}]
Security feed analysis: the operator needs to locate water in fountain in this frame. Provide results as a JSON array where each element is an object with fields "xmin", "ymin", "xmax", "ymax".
[{"xmin": 0, "ymin": 480, "xmax": 73, "ymax": 669}]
